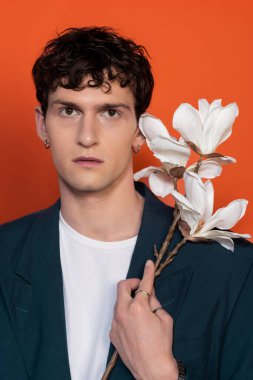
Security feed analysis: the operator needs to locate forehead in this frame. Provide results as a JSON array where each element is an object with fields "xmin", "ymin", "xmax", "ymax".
[{"xmin": 47, "ymin": 78, "xmax": 136, "ymax": 108}]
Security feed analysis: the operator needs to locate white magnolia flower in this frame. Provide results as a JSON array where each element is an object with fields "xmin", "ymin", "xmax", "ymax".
[
  {"xmin": 134, "ymin": 114, "xmax": 236, "ymax": 197},
  {"xmin": 170, "ymin": 172, "xmax": 250, "ymax": 252},
  {"xmin": 139, "ymin": 114, "xmax": 191, "ymax": 166},
  {"xmin": 134, "ymin": 165, "xmax": 176, "ymax": 197},
  {"xmin": 134, "ymin": 159, "xmax": 224, "ymax": 198},
  {"xmin": 188, "ymin": 155, "xmax": 236, "ymax": 176},
  {"xmin": 172, "ymin": 99, "xmax": 239, "ymax": 155}
]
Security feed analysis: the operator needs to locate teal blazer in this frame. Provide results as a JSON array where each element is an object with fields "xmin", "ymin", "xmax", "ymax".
[{"xmin": 0, "ymin": 182, "xmax": 253, "ymax": 380}]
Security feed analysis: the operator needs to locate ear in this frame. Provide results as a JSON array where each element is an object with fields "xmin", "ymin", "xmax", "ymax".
[
  {"xmin": 35, "ymin": 106, "xmax": 48, "ymax": 142},
  {"xmin": 133, "ymin": 126, "xmax": 146, "ymax": 149}
]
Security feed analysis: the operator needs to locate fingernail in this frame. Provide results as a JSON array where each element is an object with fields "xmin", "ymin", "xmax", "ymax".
[{"xmin": 145, "ymin": 260, "xmax": 152, "ymax": 267}]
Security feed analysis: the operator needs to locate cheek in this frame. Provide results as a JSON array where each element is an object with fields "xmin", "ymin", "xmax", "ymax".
[
  {"xmin": 109, "ymin": 138, "xmax": 133, "ymax": 164},
  {"xmin": 111, "ymin": 148, "xmax": 133, "ymax": 175},
  {"xmin": 107, "ymin": 128, "xmax": 135, "ymax": 151},
  {"xmin": 47, "ymin": 126, "xmax": 72, "ymax": 155},
  {"xmin": 49, "ymin": 139, "xmax": 71, "ymax": 171}
]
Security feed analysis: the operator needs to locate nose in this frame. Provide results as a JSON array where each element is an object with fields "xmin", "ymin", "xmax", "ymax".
[{"xmin": 77, "ymin": 113, "xmax": 99, "ymax": 147}]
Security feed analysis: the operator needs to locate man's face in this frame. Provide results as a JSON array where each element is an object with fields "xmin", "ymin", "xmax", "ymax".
[{"xmin": 36, "ymin": 79, "xmax": 144, "ymax": 195}]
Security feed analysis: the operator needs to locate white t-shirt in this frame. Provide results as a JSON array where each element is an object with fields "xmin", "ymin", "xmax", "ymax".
[{"xmin": 59, "ymin": 212, "xmax": 137, "ymax": 380}]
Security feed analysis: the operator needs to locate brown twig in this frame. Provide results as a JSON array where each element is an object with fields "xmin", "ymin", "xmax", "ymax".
[
  {"xmin": 194, "ymin": 155, "xmax": 203, "ymax": 173},
  {"xmin": 153, "ymin": 177, "xmax": 180, "ymax": 270},
  {"xmin": 154, "ymin": 209, "xmax": 180, "ymax": 272},
  {"xmin": 155, "ymin": 237, "xmax": 187, "ymax": 277},
  {"xmin": 101, "ymin": 350, "xmax": 118, "ymax": 380}
]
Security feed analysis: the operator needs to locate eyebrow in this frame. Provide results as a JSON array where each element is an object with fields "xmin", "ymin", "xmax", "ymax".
[
  {"xmin": 96, "ymin": 103, "xmax": 131, "ymax": 112},
  {"xmin": 50, "ymin": 99, "xmax": 131, "ymax": 111}
]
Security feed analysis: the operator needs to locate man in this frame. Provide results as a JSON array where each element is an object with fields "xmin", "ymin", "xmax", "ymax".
[{"xmin": 0, "ymin": 27, "xmax": 252, "ymax": 380}]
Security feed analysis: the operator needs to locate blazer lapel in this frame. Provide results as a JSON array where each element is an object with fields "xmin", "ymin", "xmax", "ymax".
[
  {"xmin": 0, "ymin": 201, "xmax": 71, "ymax": 380},
  {"xmin": 106, "ymin": 183, "xmax": 193, "ymax": 379}
]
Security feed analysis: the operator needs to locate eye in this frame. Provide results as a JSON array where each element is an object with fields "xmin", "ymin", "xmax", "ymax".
[
  {"xmin": 59, "ymin": 106, "xmax": 79, "ymax": 117},
  {"xmin": 65, "ymin": 107, "xmax": 74, "ymax": 115},
  {"xmin": 102, "ymin": 108, "xmax": 121, "ymax": 118},
  {"xmin": 107, "ymin": 109, "xmax": 117, "ymax": 117}
]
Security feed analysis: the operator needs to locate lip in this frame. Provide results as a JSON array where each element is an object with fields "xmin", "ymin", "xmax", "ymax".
[{"xmin": 73, "ymin": 156, "xmax": 104, "ymax": 167}]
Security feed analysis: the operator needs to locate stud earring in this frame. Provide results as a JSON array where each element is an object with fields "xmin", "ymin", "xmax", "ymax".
[
  {"xmin": 132, "ymin": 145, "xmax": 140, "ymax": 153},
  {"xmin": 44, "ymin": 139, "xmax": 50, "ymax": 149}
]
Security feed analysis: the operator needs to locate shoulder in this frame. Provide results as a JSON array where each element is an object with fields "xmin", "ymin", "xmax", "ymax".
[
  {"xmin": 0, "ymin": 205, "xmax": 56, "ymax": 240},
  {"xmin": 136, "ymin": 181, "xmax": 174, "ymax": 222},
  {"xmin": 176, "ymin": 237, "xmax": 253, "ymax": 308},
  {"xmin": 0, "ymin": 201, "xmax": 60, "ymax": 273},
  {"xmin": 178, "ymin": 236, "xmax": 253, "ymax": 279}
]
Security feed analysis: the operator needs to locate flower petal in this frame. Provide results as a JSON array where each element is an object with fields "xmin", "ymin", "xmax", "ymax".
[
  {"xmin": 196, "ymin": 229, "xmax": 251, "ymax": 252},
  {"xmin": 133, "ymin": 166, "xmax": 164, "ymax": 181},
  {"xmin": 170, "ymin": 189, "xmax": 201, "ymax": 233},
  {"xmin": 149, "ymin": 171, "xmax": 174, "ymax": 197},
  {"xmin": 150, "ymin": 136, "xmax": 191, "ymax": 166},
  {"xmin": 202, "ymin": 181, "xmax": 214, "ymax": 222},
  {"xmin": 209, "ymin": 99, "xmax": 222, "ymax": 112},
  {"xmin": 200, "ymin": 107, "xmax": 221, "ymax": 153},
  {"xmin": 210, "ymin": 236, "xmax": 235, "ymax": 251},
  {"xmin": 213, "ymin": 102, "xmax": 239, "ymax": 148},
  {"xmin": 197, "ymin": 99, "xmax": 223, "ymax": 131},
  {"xmin": 188, "ymin": 160, "xmax": 222, "ymax": 179},
  {"xmin": 138, "ymin": 114, "xmax": 169, "ymax": 147},
  {"xmin": 198, "ymin": 99, "xmax": 210, "ymax": 125},
  {"xmin": 172, "ymin": 103, "xmax": 203, "ymax": 149},
  {"xmin": 204, "ymin": 234, "xmax": 235, "ymax": 252},
  {"xmin": 184, "ymin": 172, "xmax": 206, "ymax": 216},
  {"xmin": 212, "ymin": 156, "xmax": 236, "ymax": 165},
  {"xmin": 202, "ymin": 102, "xmax": 239, "ymax": 153},
  {"xmin": 200, "ymin": 199, "xmax": 248, "ymax": 233},
  {"xmin": 208, "ymin": 230, "xmax": 251, "ymax": 239}
]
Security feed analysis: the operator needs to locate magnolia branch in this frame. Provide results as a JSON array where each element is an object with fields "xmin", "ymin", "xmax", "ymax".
[
  {"xmin": 101, "ymin": 99, "xmax": 249, "ymax": 379},
  {"xmin": 101, "ymin": 351, "xmax": 118, "ymax": 380},
  {"xmin": 155, "ymin": 237, "xmax": 187, "ymax": 276},
  {"xmin": 154, "ymin": 208, "xmax": 180, "ymax": 271}
]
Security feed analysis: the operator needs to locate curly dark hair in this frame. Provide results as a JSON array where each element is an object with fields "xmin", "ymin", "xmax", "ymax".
[{"xmin": 32, "ymin": 26, "xmax": 154, "ymax": 119}]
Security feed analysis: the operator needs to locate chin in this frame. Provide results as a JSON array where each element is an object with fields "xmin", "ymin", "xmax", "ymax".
[
  {"xmin": 60, "ymin": 170, "xmax": 128, "ymax": 195},
  {"xmin": 62, "ymin": 178, "xmax": 114, "ymax": 195},
  {"xmin": 71, "ymin": 183, "xmax": 103, "ymax": 194}
]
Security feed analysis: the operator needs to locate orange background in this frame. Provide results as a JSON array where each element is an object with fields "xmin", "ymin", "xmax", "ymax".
[{"xmin": 0, "ymin": 0, "xmax": 252, "ymax": 240}]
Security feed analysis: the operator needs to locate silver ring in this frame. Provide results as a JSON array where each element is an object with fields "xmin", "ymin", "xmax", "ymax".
[
  {"xmin": 135, "ymin": 289, "xmax": 150, "ymax": 297},
  {"xmin": 152, "ymin": 306, "xmax": 163, "ymax": 314}
]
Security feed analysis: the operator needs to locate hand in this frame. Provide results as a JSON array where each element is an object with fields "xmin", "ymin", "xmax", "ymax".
[{"xmin": 109, "ymin": 260, "xmax": 178, "ymax": 380}]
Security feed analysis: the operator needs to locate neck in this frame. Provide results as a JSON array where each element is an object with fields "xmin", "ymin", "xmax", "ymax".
[{"xmin": 59, "ymin": 178, "xmax": 144, "ymax": 242}]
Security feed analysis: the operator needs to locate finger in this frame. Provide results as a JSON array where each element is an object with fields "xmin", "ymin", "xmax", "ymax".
[
  {"xmin": 135, "ymin": 260, "xmax": 155, "ymax": 301},
  {"xmin": 150, "ymin": 288, "xmax": 174, "ymax": 322},
  {"xmin": 149, "ymin": 287, "xmax": 162, "ymax": 311},
  {"xmin": 116, "ymin": 278, "xmax": 141, "ymax": 306}
]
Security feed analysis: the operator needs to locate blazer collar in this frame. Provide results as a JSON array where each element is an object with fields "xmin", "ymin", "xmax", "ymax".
[
  {"xmin": 0, "ymin": 199, "xmax": 71, "ymax": 379},
  {"xmin": 15, "ymin": 199, "xmax": 61, "ymax": 284}
]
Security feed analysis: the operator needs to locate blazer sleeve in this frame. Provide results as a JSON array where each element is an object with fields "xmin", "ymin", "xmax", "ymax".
[{"xmin": 218, "ymin": 261, "xmax": 253, "ymax": 379}]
